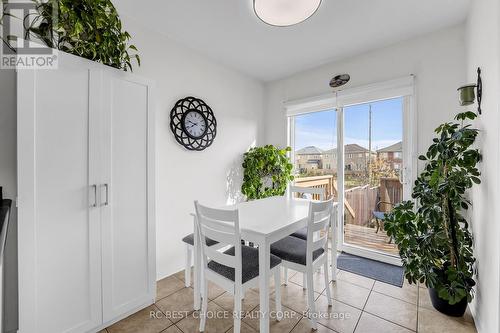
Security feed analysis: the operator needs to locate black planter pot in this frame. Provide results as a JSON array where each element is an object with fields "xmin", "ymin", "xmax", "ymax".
[{"xmin": 428, "ymin": 288, "xmax": 468, "ymax": 317}]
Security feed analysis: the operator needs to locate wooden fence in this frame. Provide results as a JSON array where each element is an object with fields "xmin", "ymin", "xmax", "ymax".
[{"xmin": 344, "ymin": 185, "xmax": 379, "ymax": 226}]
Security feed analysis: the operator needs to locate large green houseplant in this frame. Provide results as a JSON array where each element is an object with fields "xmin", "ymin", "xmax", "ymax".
[
  {"xmin": 23, "ymin": 0, "xmax": 140, "ymax": 71},
  {"xmin": 241, "ymin": 145, "xmax": 294, "ymax": 200},
  {"xmin": 384, "ymin": 111, "xmax": 480, "ymax": 316}
]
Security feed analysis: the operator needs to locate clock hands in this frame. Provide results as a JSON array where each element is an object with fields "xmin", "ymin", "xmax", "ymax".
[
  {"xmin": 187, "ymin": 120, "xmax": 200, "ymax": 129},
  {"xmin": 187, "ymin": 120, "xmax": 206, "ymax": 129}
]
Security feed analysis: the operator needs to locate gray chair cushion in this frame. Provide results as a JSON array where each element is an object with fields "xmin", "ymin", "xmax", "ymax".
[
  {"xmin": 271, "ymin": 236, "xmax": 324, "ymax": 266},
  {"xmin": 182, "ymin": 233, "xmax": 219, "ymax": 247},
  {"xmin": 207, "ymin": 245, "xmax": 281, "ymax": 283},
  {"xmin": 290, "ymin": 227, "xmax": 308, "ymax": 240},
  {"xmin": 373, "ymin": 211, "xmax": 386, "ymax": 220}
]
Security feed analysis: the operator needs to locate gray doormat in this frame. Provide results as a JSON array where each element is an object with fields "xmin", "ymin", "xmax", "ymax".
[{"xmin": 337, "ymin": 252, "xmax": 404, "ymax": 287}]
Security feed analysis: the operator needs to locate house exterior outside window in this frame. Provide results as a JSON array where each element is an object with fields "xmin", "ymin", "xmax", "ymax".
[
  {"xmin": 376, "ymin": 141, "xmax": 403, "ymax": 170},
  {"xmin": 295, "ymin": 143, "xmax": 382, "ymax": 175}
]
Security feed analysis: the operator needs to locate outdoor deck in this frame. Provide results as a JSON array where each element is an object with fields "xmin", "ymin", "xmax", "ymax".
[
  {"xmin": 344, "ymin": 223, "xmax": 399, "ymax": 255},
  {"xmin": 294, "ymin": 174, "xmax": 401, "ymax": 256}
]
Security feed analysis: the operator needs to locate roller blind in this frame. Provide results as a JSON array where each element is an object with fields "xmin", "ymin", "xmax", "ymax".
[{"xmin": 285, "ymin": 76, "xmax": 415, "ymax": 117}]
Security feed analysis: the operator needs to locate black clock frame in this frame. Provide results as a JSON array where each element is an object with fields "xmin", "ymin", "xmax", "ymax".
[{"xmin": 170, "ymin": 96, "xmax": 217, "ymax": 151}]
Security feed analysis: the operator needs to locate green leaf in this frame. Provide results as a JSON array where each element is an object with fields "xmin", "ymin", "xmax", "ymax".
[
  {"xmin": 241, "ymin": 146, "xmax": 293, "ymax": 200},
  {"xmin": 22, "ymin": 0, "xmax": 140, "ymax": 71}
]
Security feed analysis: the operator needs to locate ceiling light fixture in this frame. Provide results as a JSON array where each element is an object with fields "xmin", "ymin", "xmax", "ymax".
[
  {"xmin": 329, "ymin": 74, "xmax": 351, "ymax": 89},
  {"xmin": 253, "ymin": 0, "xmax": 322, "ymax": 27}
]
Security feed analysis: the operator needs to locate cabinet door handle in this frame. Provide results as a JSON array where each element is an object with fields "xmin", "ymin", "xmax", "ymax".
[
  {"xmin": 102, "ymin": 183, "xmax": 109, "ymax": 206},
  {"xmin": 90, "ymin": 185, "xmax": 97, "ymax": 208}
]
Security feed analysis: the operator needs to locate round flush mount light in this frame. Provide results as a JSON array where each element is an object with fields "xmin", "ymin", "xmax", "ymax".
[{"xmin": 253, "ymin": 0, "xmax": 322, "ymax": 27}]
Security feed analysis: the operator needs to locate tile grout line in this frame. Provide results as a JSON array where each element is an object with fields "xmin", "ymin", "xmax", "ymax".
[
  {"xmin": 361, "ymin": 309, "xmax": 417, "ymax": 332},
  {"xmin": 365, "ymin": 282, "xmax": 471, "ymax": 332},
  {"xmin": 366, "ymin": 281, "xmax": 418, "ymax": 332},
  {"xmin": 318, "ymin": 280, "xmax": 372, "ymax": 313},
  {"xmin": 155, "ymin": 287, "xmax": 197, "ymax": 329},
  {"xmin": 172, "ymin": 323, "xmax": 187, "ymax": 333},
  {"xmin": 162, "ymin": 271, "xmax": 420, "ymax": 332},
  {"xmin": 369, "ymin": 288, "xmax": 418, "ymax": 307},
  {"xmin": 287, "ymin": 316, "xmax": 303, "ymax": 333},
  {"xmin": 352, "ymin": 280, "xmax": 375, "ymax": 332},
  {"xmin": 155, "ymin": 277, "xmax": 190, "ymax": 303}
]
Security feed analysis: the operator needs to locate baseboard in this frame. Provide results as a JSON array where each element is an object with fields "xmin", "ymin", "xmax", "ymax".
[
  {"xmin": 90, "ymin": 297, "xmax": 155, "ymax": 333},
  {"xmin": 468, "ymin": 301, "xmax": 479, "ymax": 332}
]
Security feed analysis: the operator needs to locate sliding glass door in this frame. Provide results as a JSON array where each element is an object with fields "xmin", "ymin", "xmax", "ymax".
[
  {"xmin": 287, "ymin": 83, "xmax": 414, "ymax": 264},
  {"xmin": 338, "ymin": 97, "xmax": 406, "ymax": 263}
]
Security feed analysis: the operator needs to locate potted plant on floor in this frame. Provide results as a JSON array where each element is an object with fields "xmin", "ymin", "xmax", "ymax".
[{"xmin": 384, "ymin": 111, "xmax": 480, "ymax": 317}]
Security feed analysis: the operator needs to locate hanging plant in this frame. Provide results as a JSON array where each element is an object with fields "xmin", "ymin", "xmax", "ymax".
[
  {"xmin": 25, "ymin": 0, "xmax": 140, "ymax": 71},
  {"xmin": 241, "ymin": 145, "xmax": 294, "ymax": 200}
]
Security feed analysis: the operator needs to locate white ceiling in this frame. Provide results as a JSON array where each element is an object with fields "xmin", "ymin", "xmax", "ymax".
[{"xmin": 114, "ymin": 0, "xmax": 471, "ymax": 82}]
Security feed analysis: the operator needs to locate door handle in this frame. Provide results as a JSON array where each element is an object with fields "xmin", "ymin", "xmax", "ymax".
[
  {"xmin": 101, "ymin": 183, "xmax": 109, "ymax": 206},
  {"xmin": 90, "ymin": 185, "xmax": 97, "ymax": 208}
]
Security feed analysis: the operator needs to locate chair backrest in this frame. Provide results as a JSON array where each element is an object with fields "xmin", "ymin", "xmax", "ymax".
[
  {"xmin": 289, "ymin": 185, "xmax": 325, "ymax": 201},
  {"xmin": 376, "ymin": 200, "xmax": 394, "ymax": 213},
  {"xmin": 306, "ymin": 198, "xmax": 334, "ymax": 264},
  {"xmin": 194, "ymin": 201, "xmax": 242, "ymax": 284}
]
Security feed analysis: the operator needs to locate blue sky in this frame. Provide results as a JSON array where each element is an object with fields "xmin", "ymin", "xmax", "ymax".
[{"xmin": 294, "ymin": 97, "xmax": 403, "ymax": 151}]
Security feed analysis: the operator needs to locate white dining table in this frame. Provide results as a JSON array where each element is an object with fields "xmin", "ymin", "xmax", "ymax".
[{"xmin": 192, "ymin": 196, "xmax": 339, "ymax": 333}]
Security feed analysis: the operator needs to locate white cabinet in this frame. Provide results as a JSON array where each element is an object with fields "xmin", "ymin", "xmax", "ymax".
[{"xmin": 17, "ymin": 52, "xmax": 156, "ymax": 333}]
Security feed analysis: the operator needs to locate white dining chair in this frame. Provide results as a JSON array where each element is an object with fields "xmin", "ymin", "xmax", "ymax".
[
  {"xmin": 270, "ymin": 199, "xmax": 334, "ymax": 330},
  {"xmin": 182, "ymin": 226, "xmax": 222, "ymax": 288},
  {"xmin": 286, "ymin": 186, "xmax": 326, "ymax": 287},
  {"xmin": 194, "ymin": 201, "xmax": 283, "ymax": 333},
  {"xmin": 288, "ymin": 185, "xmax": 325, "ymax": 240}
]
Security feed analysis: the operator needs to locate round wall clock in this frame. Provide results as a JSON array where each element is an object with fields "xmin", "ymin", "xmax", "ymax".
[{"xmin": 170, "ymin": 96, "xmax": 217, "ymax": 151}]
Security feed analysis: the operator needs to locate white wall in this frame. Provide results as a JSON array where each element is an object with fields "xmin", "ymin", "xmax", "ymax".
[
  {"xmin": 0, "ymin": 69, "xmax": 16, "ymax": 204},
  {"xmin": 465, "ymin": 0, "xmax": 500, "ymax": 332},
  {"xmin": 264, "ymin": 25, "xmax": 466, "ymax": 168},
  {"xmin": 121, "ymin": 16, "xmax": 265, "ymax": 280}
]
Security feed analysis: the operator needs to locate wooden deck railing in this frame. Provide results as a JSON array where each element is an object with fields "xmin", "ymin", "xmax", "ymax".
[
  {"xmin": 294, "ymin": 175, "xmax": 336, "ymax": 200},
  {"xmin": 293, "ymin": 175, "xmax": 402, "ymax": 227},
  {"xmin": 294, "ymin": 175, "xmax": 356, "ymax": 219}
]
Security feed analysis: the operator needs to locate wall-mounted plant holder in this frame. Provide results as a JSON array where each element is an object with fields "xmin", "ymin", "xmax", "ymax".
[
  {"xmin": 477, "ymin": 67, "xmax": 482, "ymax": 114},
  {"xmin": 458, "ymin": 67, "xmax": 482, "ymax": 114}
]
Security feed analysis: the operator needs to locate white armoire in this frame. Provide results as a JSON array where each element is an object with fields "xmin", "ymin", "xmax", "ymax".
[{"xmin": 17, "ymin": 51, "xmax": 156, "ymax": 333}]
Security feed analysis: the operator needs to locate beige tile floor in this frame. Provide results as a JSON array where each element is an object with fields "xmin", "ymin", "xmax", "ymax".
[{"xmin": 104, "ymin": 269, "xmax": 477, "ymax": 333}]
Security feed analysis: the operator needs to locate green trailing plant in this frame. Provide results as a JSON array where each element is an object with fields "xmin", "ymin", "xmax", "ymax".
[
  {"xmin": 25, "ymin": 0, "xmax": 139, "ymax": 71},
  {"xmin": 384, "ymin": 111, "xmax": 480, "ymax": 305},
  {"xmin": 241, "ymin": 145, "xmax": 294, "ymax": 200}
]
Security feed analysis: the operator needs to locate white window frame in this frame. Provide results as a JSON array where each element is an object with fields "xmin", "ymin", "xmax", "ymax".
[{"xmin": 286, "ymin": 76, "xmax": 417, "ymax": 265}]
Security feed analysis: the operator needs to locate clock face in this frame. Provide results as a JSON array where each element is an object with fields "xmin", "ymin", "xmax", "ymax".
[{"xmin": 182, "ymin": 111, "xmax": 207, "ymax": 139}]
